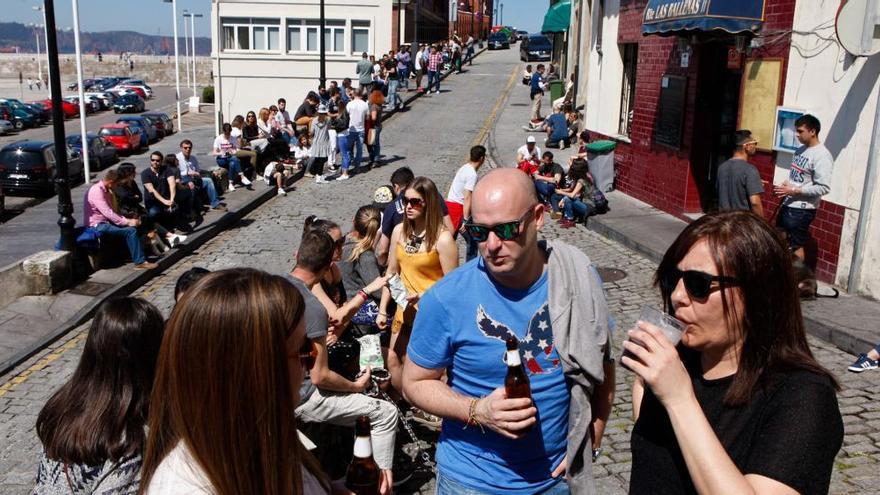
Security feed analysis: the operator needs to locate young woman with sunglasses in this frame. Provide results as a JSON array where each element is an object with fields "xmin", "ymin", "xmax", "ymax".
[
  {"xmin": 377, "ymin": 177, "xmax": 459, "ymax": 393},
  {"xmin": 140, "ymin": 268, "xmax": 332, "ymax": 494},
  {"xmin": 626, "ymin": 211, "xmax": 842, "ymax": 495}
]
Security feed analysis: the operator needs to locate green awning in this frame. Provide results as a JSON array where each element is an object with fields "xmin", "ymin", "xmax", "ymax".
[{"xmin": 541, "ymin": 0, "xmax": 571, "ymax": 34}]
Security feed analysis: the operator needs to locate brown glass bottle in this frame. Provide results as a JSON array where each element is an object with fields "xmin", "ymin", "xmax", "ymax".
[
  {"xmin": 504, "ymin": 338, "xmax": 532, "ymax": 400},
  {"xmin": 345, "ymin": 415, "xmax": 381, "ymax": 495}
]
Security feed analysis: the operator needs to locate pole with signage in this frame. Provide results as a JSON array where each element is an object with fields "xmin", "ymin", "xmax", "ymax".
[
  {"xmin": 43, "ymin": 0, "xmax": 76, "ymax": 253},
  {"xmin": 72, "ymin": 0, "xmax": 90, "ymax": 184}
]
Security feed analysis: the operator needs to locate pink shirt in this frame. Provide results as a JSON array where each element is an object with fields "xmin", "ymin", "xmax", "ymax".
[
  {"xmin": 428, "ymin": 52, "xmax": 443, "ymax": 72},
  {"xmin": 84, "ymin": 180, "xmax": 127, "ymax": 227}
]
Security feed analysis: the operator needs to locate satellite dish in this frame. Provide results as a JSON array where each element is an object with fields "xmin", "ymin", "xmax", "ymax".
[{"xmin": 837, "ymin": 0, "xmax": 880, "ymax": 56}]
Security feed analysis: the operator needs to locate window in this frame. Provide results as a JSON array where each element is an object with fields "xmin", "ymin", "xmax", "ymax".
[
  {"xmin": 352, "ymin": 20, "xmax": 370, "ymax": 54},
  {"xmin": 619, "ymin": 44, "xmax": 638, "ymax": 137},
  {"xmin": 288, "ymin": 19, "xmax": 345, "ymax": 53},
  {"xmin": 221, "ymin": 17, "xmax": 280, "ymax": 52}
]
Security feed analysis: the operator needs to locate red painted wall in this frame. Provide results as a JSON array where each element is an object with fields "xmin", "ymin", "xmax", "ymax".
[{"xmin": 588, "ymin": 0, "xmax": 843, "ymax": 282}]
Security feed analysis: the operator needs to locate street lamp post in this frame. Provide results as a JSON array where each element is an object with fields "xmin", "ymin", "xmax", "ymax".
[
  {"xmin": 499, "ymin": 2, "xmax": 503, "ymax": 25},
  {"xmin": 397, "ymin": 0, "xmax": 402, "ymax": 48},
  {"xmin": 30, "ymin": 24, "xmax": 42, "ymax": 84},
  {"xmin": 320, "ymin": 0, "xmax": 326, "ymax": 87},
  {"xmin": 183, "ymin": 11, "xmax": 191, "ymax": 90},
  {"xmin": 33, "ymin": 6, "xmax": 52, "ymax": 98},
  {"xmin": 189, "ymin": 13, "xmax": 203, "ymax": 98},
  {"xmin": 71, "ymin": 0, "xmax": 90, "ymax": 184},
  {"xmin": 163, "ymin": 0, "xmax": 183, "ymax": 132},
  {"xmin": 42, "ymin": 0, "xmax": 76, "ymax": 253}
]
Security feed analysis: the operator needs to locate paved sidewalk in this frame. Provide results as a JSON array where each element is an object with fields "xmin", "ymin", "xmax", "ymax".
[{"xmin": 486, "ymin": 73, "xmax": 880, "ymax": 359}]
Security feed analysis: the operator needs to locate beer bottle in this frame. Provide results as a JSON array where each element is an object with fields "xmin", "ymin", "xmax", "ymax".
[
  {"xmin": 345, "ymin": 415, "xmax": 381, "ymax": 495},
  {"xmin": 504, "ymin": 337, "xmax": 532, "ymax": 400}
]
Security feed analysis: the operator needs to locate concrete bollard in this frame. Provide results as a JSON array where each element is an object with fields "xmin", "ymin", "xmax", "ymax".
[{"xmin": 22, "ymin": 250, "xmax": 73, "ymax": 295}]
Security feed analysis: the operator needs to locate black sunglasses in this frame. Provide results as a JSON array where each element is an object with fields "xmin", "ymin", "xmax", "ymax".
[
  {"xmin": 661, "ymin": 268, "xmax": 739, "ymax": 300},
  {"xmin": 464, "ymin": 205, "xmax": 536, "ymax": 243},
  {"xmin": 403, "ymin": 197, "xmax": 424, "ymax": 208}
]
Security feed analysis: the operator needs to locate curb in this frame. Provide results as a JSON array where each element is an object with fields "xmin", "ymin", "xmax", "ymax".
[
  {"xmin": 0, "ymin": 175, "xmax": 287, "ymax": 377},
  {"xmin": 0, "ymin": 47, "xmax": 490, "ymax": 377}
]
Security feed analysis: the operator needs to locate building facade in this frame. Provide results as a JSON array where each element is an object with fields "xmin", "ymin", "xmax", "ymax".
[
  {"xmin": 581, "ymin": 0, "xmax": 852, "ymax": 285},
  {"xmin": 210, "ymin": 0, "xmax": 393, "ymax": 126}
]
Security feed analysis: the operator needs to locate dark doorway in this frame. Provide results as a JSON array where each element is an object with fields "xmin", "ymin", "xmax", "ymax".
[{"xmin": 690, "ymin": 40, "xmax": 742, "ymax": 211}]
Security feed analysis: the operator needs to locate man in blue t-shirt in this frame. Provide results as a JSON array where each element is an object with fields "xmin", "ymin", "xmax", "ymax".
[
  {"xmin": 543, "ymin": 110, "xmax": 570, "ymax": 149},
  {"xmin": 405, "ymin": 169, "xmax": 615, "ymax": 494}
]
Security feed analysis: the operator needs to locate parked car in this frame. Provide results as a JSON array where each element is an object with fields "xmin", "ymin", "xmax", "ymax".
[
  {"xmin": 520, "ymin": 34, "xmax": 552, "ymax": 61},
  {"xmin": 65, "ymin": 133, "xmax": 119, "ymax": 170},
  {"xmin": 113, "ymin": 94, "xmax": 145, "ymax": 113},
  {"xmin": 516, "ymin": 30, "xmax": 529, "ymax": 41},
  {"xmin": 488, "ymin": 32, "xmax": 510, "ymax": 50},
  {"xmin": 0, "ymin": 99, "xmax": 44, "ymax": 125},
  {"xmin": 84, "ymin": 92, "xmax": 113, "ymax": 110},
  {"xmin": 505, "ymin": 26, "xmax": 518, "ymax": 43},
  {"xmin": 139, "ymin": 114, "xmax": 164, "ymax": 139},
  {"xmin": 67, "ymin": 78, "xmax": 100, "ymax": 91},
  {"xmin": 114, "ymin": 85, "xmax": 147, "ymax": 99},
  {"xmin": 0, "ymin": 104, "xmax": 36, "ymax": 130},
  {"xmin": 99, "ymin": 123, "xmax": 142, "ymax": 154},
  {"xmin": 120, "ymin": 80, "xmax": 153, "ymax": 98},
  {"xmin": 118, "ymin": 115, "xmax": 157, "ymax": 143},
  {"xmin": 63, "ymin": 96, "xmax": 100, "ymax": 114},
  {"xmin": 24, "ymin": 102, "xmax": 52, "ymax": 124},
  {"xmin": 0, "ymin": 140, "xmax": 84, "ymax": 196},
  {"xmin": 142, "ymin": 111, "xmax": 174, "ymax": 136},
  {"xmin": 33, "ymin": 98, "xmax": 79, "ymax": 119},
  {"xmin": 0, "ymin": 120, "xmax": 13, "ymax": 135},
  {"xmin": 119, "ymin": 121, "xmax": 148, "ymax": 149}
]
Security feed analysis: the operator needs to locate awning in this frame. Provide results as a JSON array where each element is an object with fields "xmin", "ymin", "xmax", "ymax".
[
  {"xmin": 541, "ymin": 0, "xmax": 571, "ymax": 34},
  {"xmin": 642, "ymin": 0, "xmax": 764, "ymax": 36}
]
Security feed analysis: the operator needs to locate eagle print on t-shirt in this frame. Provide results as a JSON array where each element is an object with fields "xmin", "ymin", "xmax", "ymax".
[{"xmin": 476, "ymin": 303, "xmax": 560, "ymax": 375}]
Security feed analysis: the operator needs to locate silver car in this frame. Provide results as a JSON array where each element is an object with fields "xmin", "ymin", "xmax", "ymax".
[{"xmin": 0, "ymin": 120, "xmax": 13, "ymax": 135}]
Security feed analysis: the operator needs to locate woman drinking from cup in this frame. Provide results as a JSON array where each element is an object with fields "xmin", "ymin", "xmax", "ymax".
[{"xmin": 626, "ymin": 211, "xmax": 842, "ymax": 495}]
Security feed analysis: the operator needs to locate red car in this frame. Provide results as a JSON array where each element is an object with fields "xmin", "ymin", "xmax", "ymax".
[
  {"xmin": 117, "ymin": 86, "xmax": 147, "ymax": 99},
  {"xmin": 98, "ymin": 123, "xmax": 140, "ymax": 154},
  {"xmin": 33, "ymin": 99, "xmax": 79, "ymax": 119}
]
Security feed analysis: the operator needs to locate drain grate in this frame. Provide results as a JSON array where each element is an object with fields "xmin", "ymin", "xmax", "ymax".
[
  {"xmin": 69, "ymin": 281, "xmax": 113, "ymax": 297},
  {"xmin": 596, "ymin": 267, "xmax": 627, "ymax": 283}
]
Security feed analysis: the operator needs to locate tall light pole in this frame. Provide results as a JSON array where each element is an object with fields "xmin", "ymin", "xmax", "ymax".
[
  {"xmin": 184, "ymin": 12, "xmax": 204, "ymax": 98},
  {"xmin": 33, "ymin": 6, "xmax": 52, "ymax": 98},
  {"xmin": 319, "ymin": 0, "xmax": 326, "ymax": 87},
  {"xmin": 183, "ymin": 10, "xmax": 191, "ymax": 90},
  {"xmin": 164, "ymin": 0, "xmax": 183, "ymax": 132},
  {"xmin": 29, "ymin": 23, "xmax": 42, "ymax": 84},
  {"xmin": 499, "ymin": 2, "xmax": 503, "ymax": 25},
  {"xmin": 71, "ymin": 0, "xmax": 90, "ymax": 183}
]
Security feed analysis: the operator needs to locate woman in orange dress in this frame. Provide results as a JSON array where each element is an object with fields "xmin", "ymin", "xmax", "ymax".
[{"xmin": 377, "ymin": 176, "xmax": 458, "ymax": 393}]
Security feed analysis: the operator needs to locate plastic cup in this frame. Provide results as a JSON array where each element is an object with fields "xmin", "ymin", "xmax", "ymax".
[{"xmin": 621, "ymin": 305, "xmax": 686, "ymax": 371}]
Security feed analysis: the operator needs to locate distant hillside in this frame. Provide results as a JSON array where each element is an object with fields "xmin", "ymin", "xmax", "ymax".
[{"xmin": 0, "ymin": 22, "xmax": 210, "ymax": 56}]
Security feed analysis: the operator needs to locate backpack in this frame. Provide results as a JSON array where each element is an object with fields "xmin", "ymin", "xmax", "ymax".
[{"xmin": 591, "ymin": 189, "xmax": 609, "ymax": 215}]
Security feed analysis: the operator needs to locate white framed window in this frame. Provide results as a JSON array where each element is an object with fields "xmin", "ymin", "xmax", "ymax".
[
  {"xmin": 221, "ymin": 17, "xmax": 280, "ymax": 52},
  {"xmin": 287, "ymin": 19, "xmax": 346, "ymax": 54},
  {"xmin": 618, "ymin": 43, "xmax": 638, "ymax": 137},
  {"xmin": 351, "ymin": 20, "xmax": 371, "ymax": 55}
]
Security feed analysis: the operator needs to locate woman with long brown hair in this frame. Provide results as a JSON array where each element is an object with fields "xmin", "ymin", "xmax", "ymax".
[
  {"xmin": 139, "ymin": 268, "xmax": 329, "ymax": 494},
  {"xmin": 34, "ymin": 297, "xmax": 165, "ymax": 493},
  {"xmin": 377, "ymin": 176, "xmax": 458, "ymax": 393},
  {"xmin": 626, "ymin": 211, "xmax": 843, "ymax": 494}
]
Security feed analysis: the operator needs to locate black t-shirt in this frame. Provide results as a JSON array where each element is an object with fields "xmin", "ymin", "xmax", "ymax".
[
  {"xmin": 630, "ymin": 350, "xmax": 843, "ymax": 495},
  {"xmin": 295, "ymin": 102, "xmax": 316, "ymax": 121},
  {"xmin": 140, "ymin": 166, "xmax": 175, "ymax": 209},
  {"xmin": 539, "ymin": 161, "xmax": 565, "ymax": 182}
]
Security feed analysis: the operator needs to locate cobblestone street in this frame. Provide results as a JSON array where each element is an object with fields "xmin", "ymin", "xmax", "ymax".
[{"xmin": 1, "ymin": 48, "xmax": 878, "ymax": 493}]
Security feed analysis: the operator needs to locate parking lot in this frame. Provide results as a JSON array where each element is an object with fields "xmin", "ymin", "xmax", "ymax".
[{"xmin": 0, "ymin": 84, "xmax": 185, "ymax": 218}]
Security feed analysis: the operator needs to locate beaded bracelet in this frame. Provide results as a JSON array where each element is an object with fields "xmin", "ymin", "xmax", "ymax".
[{"xmin": 464, "ymin": 397, "xmax": 485, "ymax": 433}]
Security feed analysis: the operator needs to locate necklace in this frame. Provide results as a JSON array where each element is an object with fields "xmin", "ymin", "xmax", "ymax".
[{"xmin": 405, "ymin": 231, "xmax": 425, "ymax": 254}]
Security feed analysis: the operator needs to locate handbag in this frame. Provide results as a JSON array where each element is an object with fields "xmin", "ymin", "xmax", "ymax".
[
  {"xmin": 327, "ymin": 338, "xmax": 361, "ymax": 381},
  {"xmin": 366, "ymin": 128, "xmax": 377, "ymax": 146}
]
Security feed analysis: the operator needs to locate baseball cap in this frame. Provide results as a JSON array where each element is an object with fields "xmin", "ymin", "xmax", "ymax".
[
  {"xmin": 527, "ymin": 136, "xmax": 536, "ymax": 143},
  {"xmin": 317, "ymin": 104, "xmax": 328, "ymax": 114}
]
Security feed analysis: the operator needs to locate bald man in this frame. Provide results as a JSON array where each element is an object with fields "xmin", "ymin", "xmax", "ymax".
[{"xmin": 404, "ymin": 169, "xmax": 615, "ymax": 494}]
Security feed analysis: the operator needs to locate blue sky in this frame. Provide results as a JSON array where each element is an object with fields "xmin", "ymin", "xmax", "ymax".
[
  {"xmin": 4, "ymin": 0, "xmax": 545, "ymax": 37},
  {"xmin": 4, "ymin": 0, "xmax": 212, "ymax": 36}
]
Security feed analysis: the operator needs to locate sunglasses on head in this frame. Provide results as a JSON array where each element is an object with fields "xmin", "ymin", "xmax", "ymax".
[
  {"xmin": 299, "ymin": 338, "xmax": 317, "ymax": 370},
  {"xmin": 403, "ymin": 197, "xmax": 424, "ymax": 208},
  {"xmin": 464, "ymin": 205, "xmax": 536, "ymax": 243},
  {"xmin": 661, "ymin": 267, "xmax": 739, "ymax": 300}
]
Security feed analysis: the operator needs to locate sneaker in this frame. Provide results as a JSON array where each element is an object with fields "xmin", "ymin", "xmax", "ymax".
[
  {"xmin": 227, "ymin": 182, "xmax": 235, "ymax": 192},
  {"xmin": 262, "ymin": 176, "xmax": 270, "ymax": 185},
  {"xmin": 559, "ymin": 219, "xmax": 576, "ymax": 229},
  {"xmin": 551, "ymin": 211, "xmax": 563, "ymax": 220},
  {"xmin": 211, "ymin": 204, "xmax": 228, "ymax": 212},
  {"xmin": 316, "ymin": 176, "xmax": 329, "ymax": 184},
  {"xmin": 134, "ymin": 261, "xmax": 159, "ymax": 270},
  {"xmin": 277, "ymin": 188, "xmax": 287, "ymax": 196},
  {"xmin": 848, "ymin": 353, "xmax": 879, "ymax": 373},
  {"xmin": 240, "ymin": 176, "xmax": 252, "ymax": 186},
  {"xmin": 410, "ymin": 408, "xmax": 442, "ymax": 431},
  {"xmin": 336, "ymin": 174, "xmax": 350, "ymax": 181},
  {"xmin": 174, "ymin": 234, "xmax": 188, "ymax": 244}
]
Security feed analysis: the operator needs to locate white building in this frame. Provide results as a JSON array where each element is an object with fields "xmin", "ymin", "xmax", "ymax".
[{"xmin": 210, "ymin": 0, "xmax": 393, "ymax": 126}]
